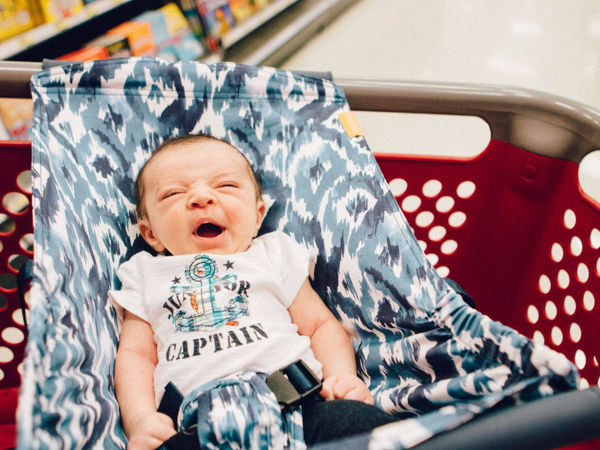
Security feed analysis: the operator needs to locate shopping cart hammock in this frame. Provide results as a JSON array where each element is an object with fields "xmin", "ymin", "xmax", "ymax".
[{"xmin": 19, "ymin": 57, "xmax": 577, "ymax": 448}]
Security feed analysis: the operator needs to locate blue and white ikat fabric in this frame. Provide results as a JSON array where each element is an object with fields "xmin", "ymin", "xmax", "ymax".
[
  {"xmin": 178, "ymin": 371, "xmax": 304, "ymax": 450},
  {"xmin": 19, "ymin": 57, "xmax": 578, "ymax": 449}
]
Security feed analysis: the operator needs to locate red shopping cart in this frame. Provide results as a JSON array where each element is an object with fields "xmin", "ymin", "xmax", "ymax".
[
  {"xmin": 0, "ymin": 68, "xmax": 598, "ymax": 448},
  {"xmin": 377, "ymin": 140, "xmax": 600, "ymax": 385}
]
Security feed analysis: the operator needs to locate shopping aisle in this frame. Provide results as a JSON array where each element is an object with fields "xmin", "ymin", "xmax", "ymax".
[{"xmin": 281, "ymin": 0, "xmax": 600, "ymax": 201}]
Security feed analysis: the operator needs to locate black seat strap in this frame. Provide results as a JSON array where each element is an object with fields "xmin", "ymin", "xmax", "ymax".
[{"xmin": 157, "ymin": 382, "xmax": 184, "ymax": 427}]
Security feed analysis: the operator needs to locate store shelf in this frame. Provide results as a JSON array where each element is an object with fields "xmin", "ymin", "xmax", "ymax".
[
  {"xmin": 0, "ymin": 0, "xmax": 358, "ymax": 97},
  {"xmin": 0, "ymin": 0, "xmax": 131, "ymax": 60},
  {"xmin": 222, "ymin": 0, "xmax": 359, "ymax": 67},
  {"xmin": 0, "ymin": 0, "xmax": 358, "ymax": 66},
  {"xmin": 221, "ymin": 0, "xmax": 300, "ymax": 48},
  {"xmin": 0, "ymin": 0, "xmax": 166, "ymax": 61}
]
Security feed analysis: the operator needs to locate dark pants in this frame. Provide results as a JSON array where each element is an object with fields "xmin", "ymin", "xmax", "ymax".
[{"xmin": 302, "ymin": 398, "xmax": 397, "ymax": 446}]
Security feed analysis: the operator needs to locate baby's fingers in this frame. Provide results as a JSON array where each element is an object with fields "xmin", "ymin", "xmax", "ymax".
[
  {"xmin": 343, "ymin": 385, "xmax": 374, "ymax": 405},
  {"xmin": 331, "ymin": 379, "xmax": 356, "ymax": 400},
  {"xmin": 321, "ymin": 375, "xmax": 374, "ymax": 404},
  {"xmin": 156, "ymin": 412, "xmax": 176, "ymax": 428},
  {"xmin": 155, "ymin": 414, "xmax": 178, "ymax": 442},
  {"xmin": 128, "ymin": 413, "xmax": 177, "ymax": 449},
  {"xmin": 320, "ymin": 376, "xmax": 338, "ymax": 400},
  {"xmin": 327, "ymin": 376, "xmax": 374, "ymax": 404}
]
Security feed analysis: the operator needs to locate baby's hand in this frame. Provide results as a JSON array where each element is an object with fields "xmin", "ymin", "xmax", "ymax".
[
  {"xmin": 126, "ymin": 412, "xmax": 177, "ymax": 450},
  {"xmin": 320, "ymin": 374, "xmax": 374, "ymax": 405}
]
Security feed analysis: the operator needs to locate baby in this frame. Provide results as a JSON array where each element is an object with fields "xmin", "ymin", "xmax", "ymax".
[{"xmin": 110, "ymin": 135, "xmax": 395, "ymax": 449}]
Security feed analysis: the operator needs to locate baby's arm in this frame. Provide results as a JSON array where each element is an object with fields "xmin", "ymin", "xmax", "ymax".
[
  {"xmin": 114, "ymin": 310, "xmax": 177, "ymax": 449},
  {"xmin": 288, "ymin": 280, "xmax": 373, "ymax": 404}
]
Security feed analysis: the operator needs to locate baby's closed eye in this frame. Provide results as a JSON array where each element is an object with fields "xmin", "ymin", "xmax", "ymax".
[
  {"xmin": 161, "ymin": 190, "xmax": 184, "ymax": 200},
  {"xmin": 217, "ymin": 182, "xmax": 239, "ymax": 189}
]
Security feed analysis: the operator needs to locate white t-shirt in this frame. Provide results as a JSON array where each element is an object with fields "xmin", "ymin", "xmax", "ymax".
[{"xmin": 109, "ymin": 231, "xmax": 322, "ymax": 405}]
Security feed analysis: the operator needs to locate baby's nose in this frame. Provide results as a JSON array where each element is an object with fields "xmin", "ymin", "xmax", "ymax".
[{"xmin": 187, "ymin": 188, "xmax": 216, "ymax": 208}]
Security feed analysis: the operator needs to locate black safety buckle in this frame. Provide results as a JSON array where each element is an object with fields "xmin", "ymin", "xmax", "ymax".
[{"xmin": 265, "ymin": 360, "xmax": 322, "ymax": 410}]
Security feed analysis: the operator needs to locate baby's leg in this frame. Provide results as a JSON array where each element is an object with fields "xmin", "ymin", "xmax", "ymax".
[{"xmin": 302, "ymin": 399, "xmax": 397, "ymax": 445}]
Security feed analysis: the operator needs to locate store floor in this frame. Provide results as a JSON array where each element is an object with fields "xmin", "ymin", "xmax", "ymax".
[{"xmin": 280, "ymin": 0, "xmax": 600, "ymax": 202}]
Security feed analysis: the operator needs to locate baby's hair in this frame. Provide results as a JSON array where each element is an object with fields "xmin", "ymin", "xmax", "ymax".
[{"xmin": 134, "ymin": 134, "xmax": 263, "ymax": 220}]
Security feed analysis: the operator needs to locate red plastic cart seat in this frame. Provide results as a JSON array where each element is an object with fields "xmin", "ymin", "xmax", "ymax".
[
  {"xmin": 376, "ymin": 139, "xmax": 600, "ymax": 388},
  {"xmin": 0, "ymin": 141, "xmax": 32, "ymax": 449}
]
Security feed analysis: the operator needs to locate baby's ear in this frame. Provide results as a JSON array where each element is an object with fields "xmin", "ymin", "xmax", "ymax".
[
  {"xmin": 255, "ymin": 200, "xmax": 267, "ymax": 234},
  {"xmin": 138, "ymin": 218, "xmax": 166, "ymax": 252}
]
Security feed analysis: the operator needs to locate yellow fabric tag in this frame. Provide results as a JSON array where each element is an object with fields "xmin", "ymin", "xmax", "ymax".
[{"xmin": 338, "ymin": 111, "xmax": 364, "ymax": 138}]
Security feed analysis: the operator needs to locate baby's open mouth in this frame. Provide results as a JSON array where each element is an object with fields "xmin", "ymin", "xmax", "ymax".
[{"xmin": 195, "ymin": 223, "xmax": 223, "ymax": 238}]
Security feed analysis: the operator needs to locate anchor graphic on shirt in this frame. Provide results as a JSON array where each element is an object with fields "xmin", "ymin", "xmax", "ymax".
[{"xmin": 169, "ymin": 255, "xmax": 248, "ymax": 332}]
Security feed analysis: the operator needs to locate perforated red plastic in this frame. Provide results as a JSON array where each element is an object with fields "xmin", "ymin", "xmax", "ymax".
[
  {"xmin": 376, "ymin": 139, "xmax": 600, "ymax": 388},
  {"xmin": 0, "ymin": 140, "xmax": 32, "ymax": 448}
]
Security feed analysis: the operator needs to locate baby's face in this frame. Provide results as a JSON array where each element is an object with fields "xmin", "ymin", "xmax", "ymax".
[{"xmin": 138, "ymin": 140, "xmax": 265, "ymax": 256}]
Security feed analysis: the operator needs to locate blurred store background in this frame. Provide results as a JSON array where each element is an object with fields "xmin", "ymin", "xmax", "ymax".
[{"xmin": 0, "ymin": 0, "xmax": 599, "ymax": 200}]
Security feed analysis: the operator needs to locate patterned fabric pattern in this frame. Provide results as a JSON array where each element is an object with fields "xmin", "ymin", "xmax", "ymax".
[
  {"xmin": 178, "ymin": 371, "xmax": 304, "ymax": 449},
  {"xmin": 19, "ymin": 57, "xmax": 578, "ymax": 448}
]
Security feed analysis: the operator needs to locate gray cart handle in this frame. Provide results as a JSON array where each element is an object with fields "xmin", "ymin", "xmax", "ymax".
[{"xmin": 2, "ymin": 61, "xmax": 599, "ymax": 163}]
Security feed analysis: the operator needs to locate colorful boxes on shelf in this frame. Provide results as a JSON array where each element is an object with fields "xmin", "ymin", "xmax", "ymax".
[
  {"xmin": 230, "ymin": 0, "xmax": 254, "ymax": 23},
  {"xmin": 196, "ymin": 0, "xmax": 236, "ymax": 41},
  {"xmin": 86, "ymin": 34, "xmax": 132, "ymax": 58},
  {"xmin": 107, "ymin": 21, "xmax": 156, "ymax": 56},
  {"xmin": 57, "ymin": 45, "xmax": 110, "ymax": 61},
  {"xmin": 0, "ymin": 99, "xmax": 33, "ymax": 140},
  {"xmin": 193, "ymin": 0, "xmax": 276, "ymax": 49},
  {"xmin": 54, "ymin": 2, "xmax": 205, "ymax": 62},
  {"xmin": 0, "ymin": 0, "xmax": 41, "ymax": 42},
  {"xmin": 37, "ymin": 0, "xmax": 84, "ymax": 22},
  {"xmin": 135, "ymin": 3, "xmax": 205, "ymax": 61}
]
